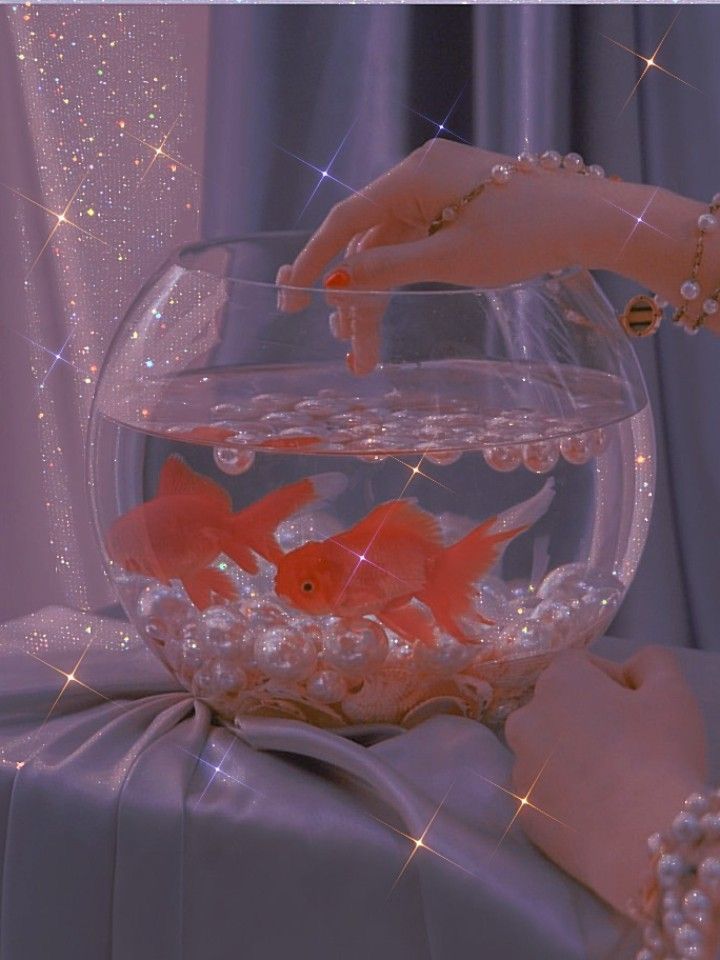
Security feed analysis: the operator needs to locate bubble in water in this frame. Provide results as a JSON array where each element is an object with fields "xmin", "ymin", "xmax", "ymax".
[
  {"xmin": 202, "ymin": 605, "xmax": 245, "ymax": 659},
  {"xmin": 531, "ymin": 599, "xmax": 573, "ymax": 646},
  {"xmin": 167, "ymin": 627, "xmax": 206, "ymax": 675},
  {"xmin": 503, "ymin": 620, "xmax": 553, "ymax": 656},
  {"xmin": 538, "ymin": 563, "xmax": 592, "ymax": 601},
  {"xmin": 473, "ymin": 578, "xmax": 512, "ymax": 622},
  {"xmin": 255, "ymin": 626, "xmax": 318, "ymax": 680},
  {"xmin": 323, "ymin": 618, "xmax": 389, "ymax": 675},
  {"xmin": 213, "ymin": 447, "xmax": 255, "ymax": 475},
  {"xmin": 192, "ymin": 659, "xmax": 247, "ymax": 699},
  {"xmin": 560, "ymin": 433, "xmax": 592, "ymax": 466},
  {"xmin": 306, "ymin": 669, "xmax": 347, "ymax": 703},
  {"xmin": 138, "ymin": 583, "xmax": 191, "ymax": 622},
  {"xmin": 427, "ymin": 451, "xmax": 462, "ymax": 466},
  {"xmin": 414, "ymin": 632, "xmax": 475, "ymax": 674},
  {"xmin": 483, "ymin": 446, "xmax": 522, "ymax": 472},
  {"xmin": 522, "ymin": 440, "xmax": 559, "ymax": 474}
]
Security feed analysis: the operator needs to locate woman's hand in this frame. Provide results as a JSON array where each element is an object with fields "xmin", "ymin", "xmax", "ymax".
[
  {"xmin": 504, "ymin": 647, "xmax": 708, "ymax": 916},
  {"xmin": 276, "ymin": 140, "xmax": 604, "ymax": 373}
]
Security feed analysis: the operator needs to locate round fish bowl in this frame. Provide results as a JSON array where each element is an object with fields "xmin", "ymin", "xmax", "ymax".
[{"xmin": 89, "ymin": 232, "xmax": 655, "ymax": 728}]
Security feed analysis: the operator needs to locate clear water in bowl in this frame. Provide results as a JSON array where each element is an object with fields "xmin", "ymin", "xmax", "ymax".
[{"xmin": 92, "ymin": 356, "xmax": 654, "ymax": 728}]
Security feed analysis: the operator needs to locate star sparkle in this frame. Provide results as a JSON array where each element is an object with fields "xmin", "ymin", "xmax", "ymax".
[
  {"xmin": 120, "ymin": 112, "xmax": 196, "ymax": 182},
  {"xmin": 273, "ymin": 119, "xmax": 380, "ymax": 224},
  {"xmin": 600, "ymin": 185, "xmax": 678, "ymax": 261},
  {"xmin": 601, "ymin": 12, "xmax": 700, "ymax": 116},
  {"xmin": 26, "ymin": 639, "xmax": 114, "ymax": 729},
  {"xmin": 374, "ymin": 781, "xmax": 478, "ymax": 895},
  {"xmin": 17, "ymin": 330, "xmax": 79, "ymax": 391},
  {"xmin": 413, "ymin": 82, "xmax": 468, "ymax": 167},
  {"xmin": 471, "ymin": 751, "xmax": 574, "ymax": 862},
  {"xmin": 1, "ymin": 174, "xmax": 109, "ymax": 279},
  {"xmin": 182, "ymin": 740, "xmax": 266, "ymax": 808}
]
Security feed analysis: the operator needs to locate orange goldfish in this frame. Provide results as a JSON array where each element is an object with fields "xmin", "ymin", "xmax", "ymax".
[
  {"xmin": 107, "ymin": 454, "xmax": 344, "ymax": 610},
  {"xmin": 275, "ymin": 481, "xmax": 555, "ymax": 643}
]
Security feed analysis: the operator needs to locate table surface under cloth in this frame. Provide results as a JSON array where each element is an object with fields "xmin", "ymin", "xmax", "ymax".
[{"xmin": 0, "ymin": 610, "xmax": 719, "ymax": 960}]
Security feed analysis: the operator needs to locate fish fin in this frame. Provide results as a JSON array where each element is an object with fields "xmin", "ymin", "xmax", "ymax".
[
  {"xmin": 230, "ymin": 473, "xmax": 345, "ymax": 565},
  {"xmin": 181, "ymin": 567, "xmax": 237, "ymax": 611},
  {"xmin": 421, "ymin": 520, "xmax": 529, "ymax": 639},
  {"xmin": 157, "ymin": 455, "xmax": 232, "ymax": 511},
  {"xmin": 378, "ymin": 602, "xmax": 436, "ymax": 645},
  {"xmin": 219, "ymin": 541, "xmax": 259, "ymax": 576},
  {"xmin": 346, "ymin": 500, "xmax": 443, "ymax": 553}
]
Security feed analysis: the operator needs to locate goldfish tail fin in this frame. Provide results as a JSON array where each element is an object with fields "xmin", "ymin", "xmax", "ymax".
[
  {"xmin": 420, "ymin": 519, "xmax": 531, "ymax": 640},
  {"xmin": 182, "ymin": 567, "xmax": 237, "ymax": 611},
  {"xmin": 229, "ymin": 472, "xmax": 347, "ymax": 565},
  {"xmin": 158, "ymin": 455, "xmax": 232, "ymax": 511}
]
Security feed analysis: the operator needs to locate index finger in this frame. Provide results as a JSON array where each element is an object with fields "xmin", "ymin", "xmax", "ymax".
[{"xmin": 282, "ymin": 192, "xmax": 384, "ymax": 312}]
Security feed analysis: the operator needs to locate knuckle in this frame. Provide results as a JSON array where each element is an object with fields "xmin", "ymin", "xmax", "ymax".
[{"xmin": 504, "ymin": 703, "xmax": 532, "ymax": 749}]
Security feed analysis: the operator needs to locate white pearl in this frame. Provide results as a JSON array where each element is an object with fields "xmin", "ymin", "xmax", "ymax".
[
  {"xmin": 483, "ymin": 445, "xmax": 522, "ymax": 472},
  {"xmin": 562, "ymin": 152, "xmax": 584, "ymax": 171},
  {"xmin": 658, "ymin": 853, "xmax": 686, "ymax": 886},
  {"xmin": 700, "ymin": 812, "xmax": 720, "ymax": 839},
  {"xmin": 697, "ymin": 856, "xmax": 720, "ymax": 900},
  {"xmin": 306, "ymin": 669, "xmax": 347, "ymax": 703},
  {"xmin": 587, "ymin": 164, "xmax": 605, "ymax": 178},
  {"xmin": 697, "ymin": 212, "xmax": 718, "ymax": 232},
  {"xmin": 636, "ymin": 949, "xmax": 655, "ymax": 960},
  {"xmin": 516, "ymin": 151, "xmax": 537, "ymax": 171},
  {"xmin": 680, "ymin": 279, "xmax": 701, "ymax": 300},
  {"xmin": 522, "ymin": 440, "xmax": 559, "ymax": 474},
  {"xmin": 671, "ymin": 811, "xmax": 703, "ymax": 844},
  {"xmin": 560, "ymin": 434, "xmax": 592, "ymax": 465},
  {"xmin": 684, "ymin": 793, "xmax": 711, "ymax": 816},
  {"xmin": 678, "ymin": 945, "xmax": 704, "ymax": 959},
  {"xmin": 539, "ymin": 150, "xmax": 562, "ymax": 170},
  {"xmin": 192, "ymin": 659, "xmax": 247, "ymax": 698},
  {"xmin": 653, "ymin": 294, "xmax": 669, "ymax": 309},
  {"xmin": 647, "ymin": 832, "xmax": 665, "ymax": 855},
  {"xmin": 664, "ymin": 891, "xmax": 682, "ymax": 913},
  {"xmin": 683, "ymin": 323, "xmax": 700, "ymax": 336},
  {"xmin": 702, "ymin": 298, "xmax": 718, "ymax": 315},
  {"xmin": 682, "ymin": 887, "xmax": 712, "ymax": 920},
  {"xmin": 491, "ymin": 163, "xmax": 512, "ymax": 184},
  {"xmin": 255, "ymin": 626, "xmax": 317, "ymax": 680},
  {"xmin": 213, "ymin": 447, "xmax": 255, "ymax": 476},
  {"xmin": 323, "ymin": 618, "xmax": 389, "ymax": 676},
  {"xmin": 441, "ymin": 206, "xmax": 457, "ymax": 222},
  {"xmin": 674, "ymin": 923, "xmax": 704, "ymax": 952},
  {"xmin": 664, "ymin": 909, "xmax": 686, "ymax": 932},
  {"xmin": 712, "ymin": 192, "xmax": 720, "ymax": 206}
]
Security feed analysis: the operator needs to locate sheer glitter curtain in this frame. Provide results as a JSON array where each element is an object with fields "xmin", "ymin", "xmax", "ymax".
[
  {"xmin": 0, "ymin": 6, "xmax": 208, "ymax": 626},
  {"xmin": 203, "ymin": 4, "xmax": 720, "ymax": 651}
]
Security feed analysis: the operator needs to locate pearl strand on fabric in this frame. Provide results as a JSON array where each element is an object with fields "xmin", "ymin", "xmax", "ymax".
[{"xmin": 630, "ymin": 787, "xmax": 720, "ymax": 960}]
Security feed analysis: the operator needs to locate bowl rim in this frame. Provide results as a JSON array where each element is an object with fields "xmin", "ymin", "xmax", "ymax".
[{"xmin": 173, "ymin": 230, "xmax": 586, "ymax": 298}]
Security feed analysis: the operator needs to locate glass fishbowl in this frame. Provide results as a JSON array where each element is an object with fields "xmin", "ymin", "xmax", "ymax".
[{"xmin": 89, "ymin": 232, "xmax": 654, "ymax": 728}]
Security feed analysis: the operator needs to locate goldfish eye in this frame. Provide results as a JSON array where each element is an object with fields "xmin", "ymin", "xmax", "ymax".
[{"xmin": 301, "ymin": 581, "xmax": 314, "ymax": 593}]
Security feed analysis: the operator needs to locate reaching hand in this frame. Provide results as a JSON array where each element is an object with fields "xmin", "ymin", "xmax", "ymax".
[{"xmin": 276, "ymin": 140, "xmax": 600, "ymax": 373}]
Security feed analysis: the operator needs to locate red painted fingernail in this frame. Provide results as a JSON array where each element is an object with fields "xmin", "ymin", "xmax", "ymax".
[{"xmin": 324, "ymin": 268, "xmax": 351, "ymax": 289}]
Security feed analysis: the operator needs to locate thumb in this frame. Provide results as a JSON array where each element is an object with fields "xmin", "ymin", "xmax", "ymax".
[
  {"xmin": 343, "ymin": 233, "xmax": 455, "ymax": 289},
  {"xmin": 621, "ymin": 645, "xmax": 682, "ymax": 690}
]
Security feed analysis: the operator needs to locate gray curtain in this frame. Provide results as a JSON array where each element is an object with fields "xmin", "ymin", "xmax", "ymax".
[{"xmin": 204, "ymin": 4, "xmax": 720, "ymax": 651}]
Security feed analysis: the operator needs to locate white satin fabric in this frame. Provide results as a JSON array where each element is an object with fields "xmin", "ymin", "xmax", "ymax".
[{"xmin": 2, "ymin": 609, "xmax": 720, "ymax": 960}]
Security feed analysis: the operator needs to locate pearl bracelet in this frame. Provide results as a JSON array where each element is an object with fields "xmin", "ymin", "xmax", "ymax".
[
  {"xmin": 629, "ymin": 787, "xmax": 720, "ymax": 960},
  {"xmin": 428, "ymin": 148, "xmax": 608, "ymax": 237},
  {"xmin": 429, "ymin": 148, "xmax": 720, "ymax": 338}
]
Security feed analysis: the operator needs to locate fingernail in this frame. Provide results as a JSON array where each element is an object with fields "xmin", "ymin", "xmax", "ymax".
[
  {"xmin": 345, "ymin": 351, "xmax": 357, "ymax": 373},
  {"xmin": 324, "ymin": 268, "xmax": 351, "ymax": 290}
]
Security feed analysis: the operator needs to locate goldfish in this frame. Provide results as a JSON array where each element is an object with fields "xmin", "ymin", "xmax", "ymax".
[
  {"xmin": 274, "ymin": 480, "xmax": 555, "ymax": 643},
  {"xmin": 107, "ymin": 454, "xmax": 345, "ymax": 610}
]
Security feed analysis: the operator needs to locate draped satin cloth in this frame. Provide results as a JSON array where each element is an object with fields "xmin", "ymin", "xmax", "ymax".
[{"xmin": 3, "ymin": 611, "xmax": 720, "ymax": 959}]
